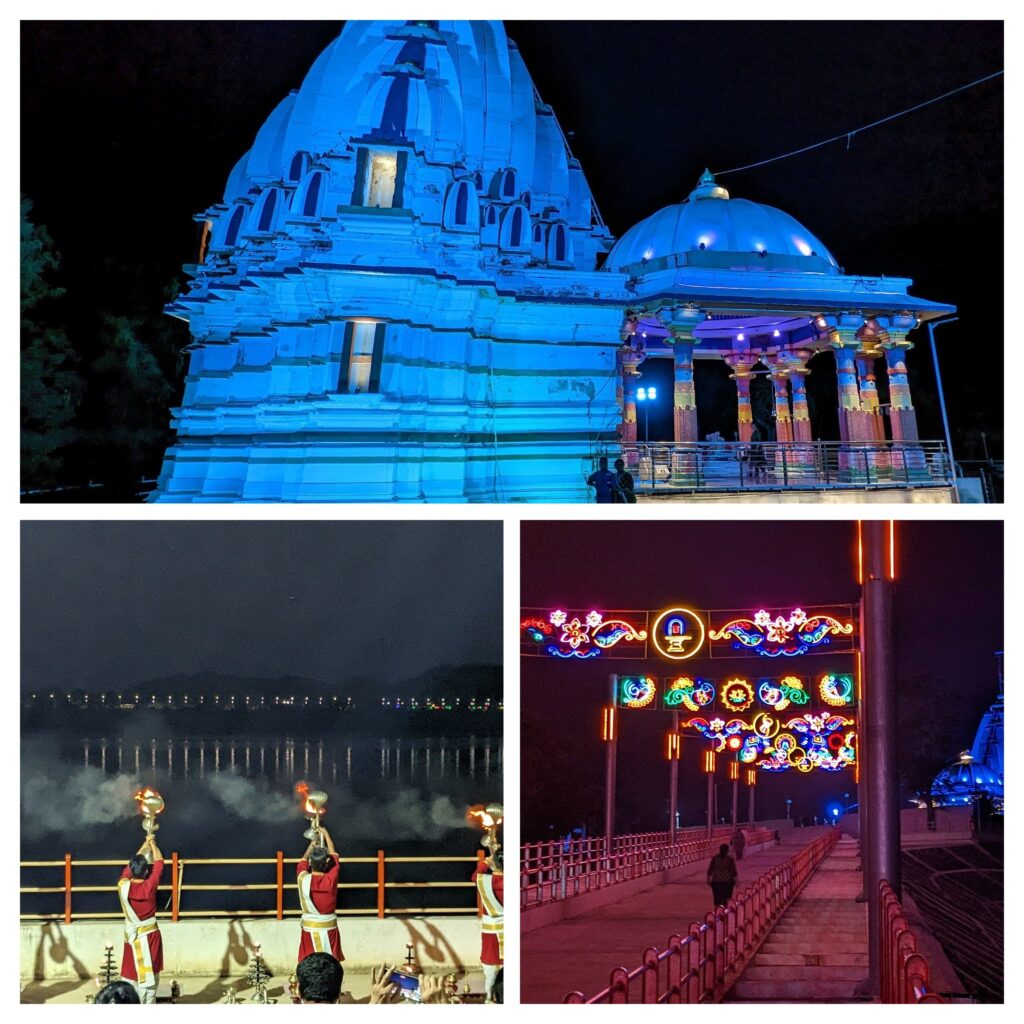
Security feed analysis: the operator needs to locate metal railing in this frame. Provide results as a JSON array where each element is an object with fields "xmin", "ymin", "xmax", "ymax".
[
  {"xmin": 564, "ymin": 828, "xmax": 838, "ymax": 1003},
  {"xmin": 20, "ymin": 849, "xmax": 486, "ymax": 924},
  {"xmin": 612, "ymin": 440, "xmax": 953, "ymax": 494},
  {"xmin": 522, "ymin": 827, "xmax": 774, "ymax": 910},
  {"xmin": 879, "ymin": 880, "xmax": 947, "ymax": 1003}
]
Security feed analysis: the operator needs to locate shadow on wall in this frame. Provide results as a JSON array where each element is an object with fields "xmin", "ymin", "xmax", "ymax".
[{"xmin": 402, "ymin": 918, "xmax": 466, "ymax": 973}]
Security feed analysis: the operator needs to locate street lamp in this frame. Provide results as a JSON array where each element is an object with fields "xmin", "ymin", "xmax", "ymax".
[
  {"xmin": 636, "ymin": 385, "xmax": 657, "ymax": 443},
  {"xmin": 926, "ymin": 315, "xmax": 959, "ymax": 478},
  {"xmin": 843, "ymin": 792, "xmax": 850, "ymax": 812},
  {"xmin": 959, "ymin": 748, "xmax": 982, "ymax": 835},
  {"xmin": 785, "ymin": 797, "xmax": 792, "ymax": 821}
]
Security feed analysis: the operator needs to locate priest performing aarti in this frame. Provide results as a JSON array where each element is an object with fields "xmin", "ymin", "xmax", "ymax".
[
  {"xmin": 295, "ymin": 785, "xmax": 343, "ymax": 965},
  {"xmin": 118, "ymin": 789, "xmax": 165, "ymax": 1004}
]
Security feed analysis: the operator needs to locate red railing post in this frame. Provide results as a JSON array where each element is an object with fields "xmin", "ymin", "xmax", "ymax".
[
  {"xmin": 376, "ymin": 849, "xmax": 386, "ymax": 919},
  {"xmin": 475, "ymin": 847, "xmax": 486, "ymax": 916},
  {"xmin": 171, "ymin": 851, "xmax": 180, "ymax": 922},
  {"xmin": 64, "ymin": 853, "xmax": 72, "ymax": 925},
  {"xmin": 275, "ymin": 851, "xmax": 284, "ymax": 920}
]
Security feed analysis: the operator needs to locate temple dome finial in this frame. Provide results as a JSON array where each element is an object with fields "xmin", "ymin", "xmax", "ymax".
[{"xmin": 689, "ymin": 169, "xmax": 730, "ymax": 202}]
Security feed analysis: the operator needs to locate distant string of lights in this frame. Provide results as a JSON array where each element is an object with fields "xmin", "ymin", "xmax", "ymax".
[{"xmin": 715, "ymin": 70, "xmax": 1003, "ymax": 177}]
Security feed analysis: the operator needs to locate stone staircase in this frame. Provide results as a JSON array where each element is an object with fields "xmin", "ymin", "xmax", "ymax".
[{"xmin": 726, "ymin": 835, "xmax": 869, "ymax": 1002}]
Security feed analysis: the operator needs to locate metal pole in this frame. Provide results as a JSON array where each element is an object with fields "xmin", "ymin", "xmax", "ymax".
[
  {"xmin": 927, "ymin": 317, "xmax": 958, "ymax": 476},
  {"xmin": 669, "ymin": 710, "xmax": 679, "ymax": 842},
  {"xmin": 748, "ymin": 780, "xmax": 755, "ymax": 828},
  {"xmin": 863, "ymin": 521, "xmax": 900, "ymax": 999},
  {"xmin": 706, "ymin": 772, "xmax": 715, "ymax": 839},
  {"xmin": 731, "ymin": 776, "xmax": 739, "ymax": 830},
  {"xmin": 604, "ymin": 676, "xmax": 618, "ymax": 873}
]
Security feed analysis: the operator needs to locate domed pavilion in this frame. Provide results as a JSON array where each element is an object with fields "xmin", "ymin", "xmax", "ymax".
[{"xmin": 608, "ymin": 170, "xmax": 955, "ymax": 494}]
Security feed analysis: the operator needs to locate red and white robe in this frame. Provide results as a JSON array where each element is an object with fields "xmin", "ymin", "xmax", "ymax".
[
  {"xmin": 296, "ymin": 855, "xmax": 343, "ymax": 963},
  {"xmin": 118, "ymin": 860, "xmax": 164, "ymax": 1000},
  {"xmin": 474, "ymin": 865, "xmax": 503, "ymax": 1000}
]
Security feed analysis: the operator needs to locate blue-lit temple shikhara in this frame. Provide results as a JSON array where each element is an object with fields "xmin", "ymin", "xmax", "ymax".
[{"xmin": 152, "ymin": 20, "xmax": 956, "ymax": 503}]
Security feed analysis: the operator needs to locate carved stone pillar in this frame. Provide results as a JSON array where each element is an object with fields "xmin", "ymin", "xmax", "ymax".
[
  {"xmin": 856, "ymin": 348, "xmax": 887, "ymax": 442},
  {"xmin": 726, "ymin": 356, "xmax": 755, "ymax": 443},
  {"xmin": 829, "ymin": 318, "xmax": 866, "ymax": 443},
  {"xmin": 620, "ymin": 349, "xmax": 642, "ymax": 444},
  {"xmin": 881, "ymin": 332, "xmax": 919, "ymax": 443},
  {"xmin": 770, "ymin": 366, "xmax": 794, "ymax": 444},
  {"xmin": 789, "ymin": 365, "xmax": 813, "ymax": 443}
]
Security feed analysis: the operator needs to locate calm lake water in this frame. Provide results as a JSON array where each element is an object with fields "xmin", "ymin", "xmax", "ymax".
[{"xmin": 21, "ymin": 732, "xmax": 503, "ymax": 918}]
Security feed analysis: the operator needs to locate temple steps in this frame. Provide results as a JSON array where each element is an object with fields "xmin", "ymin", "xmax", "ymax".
[{"xmin": 725, "ymin": 837, "xmax": 869, "ymax": 1003}]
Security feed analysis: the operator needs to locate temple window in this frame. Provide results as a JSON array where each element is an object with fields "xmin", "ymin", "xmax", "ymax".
[
  {"xmin": 365, "ymin": 151, "xmax": 398, "ymax": 208},
  {"xmin": 499, "ymin": 204, "xmax": 530, "ymax": 251},
  {"xmin": 499, "ymin": 169, "xmax": 517, "ymax": 199},
  {"xmin": 223, "ymin": 205, "xmax": 245, "ymax": 247},
  {"xmin": 340, "ymin": 321, "xmax": 386, "ymax": 394},
  {"xmin": 547, "ymin": 223, "xmax": 572, "ymax": 264},
  {"xmin": 300, "ymin": 171, "xmax": 325, "ymax": 218},
  {"xmin": 254, "ymin": 188, "xmax": 280, "ymax": 232},
  {"xmin": 287, "ymin": 152, "xmax": 308, "ymax": 183},
  {"xmin": 443, "ymin": 180, "xmax": 479, "ymax": 230}
]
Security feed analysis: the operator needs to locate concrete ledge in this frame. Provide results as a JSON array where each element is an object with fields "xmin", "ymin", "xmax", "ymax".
[
  {"xmin": 639, "ymin": 487, "xmax": 955, "ymax": 504},
  {"xmin": 21, "ymin": 916, "xmax": 481, "ymax": 981},
  {"xmin": 521, "ymin": 837, "xmax": 778, "ymax": 935}
]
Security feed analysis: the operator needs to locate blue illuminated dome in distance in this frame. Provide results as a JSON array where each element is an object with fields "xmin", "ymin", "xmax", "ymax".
[{"xmin": 606, "ymin": 169, "xmax": 840, "ymax": 274}]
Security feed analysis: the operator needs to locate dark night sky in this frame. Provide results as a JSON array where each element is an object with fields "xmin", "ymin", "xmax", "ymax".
[
  {"xmin": 21, "ymin": 521, "xmax": 503, "ymax": 691},
  {"xmin": 520, "ymin": 520, "xmax": 1002, "ymax": 835},
  {"xmin": 19, "ymin": 20, "xmax": 1003, "ymax": 458}
]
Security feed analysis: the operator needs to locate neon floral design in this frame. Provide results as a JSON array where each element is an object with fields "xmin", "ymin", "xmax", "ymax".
[
  {"xmin": 620, "ymin": 676, "xmax": 657, "ymax": 709},
  {"xmin": 710, "ymin": 608, "xmax": 854, "ymax": 657},
  {"xmin": 527, "ymin": 609, "xmax": 647, "ymax": 658}
]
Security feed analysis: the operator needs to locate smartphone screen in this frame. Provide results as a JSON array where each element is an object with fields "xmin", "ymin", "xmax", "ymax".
[{"xmin": 389, "ymin": 971, "xmax": 420, "ymax": 996}]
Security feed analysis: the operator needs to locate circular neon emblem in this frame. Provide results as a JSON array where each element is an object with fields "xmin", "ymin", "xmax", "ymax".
[{"xmin": 651, "ymin": 607, "xmax": 707, "ymax": 661}]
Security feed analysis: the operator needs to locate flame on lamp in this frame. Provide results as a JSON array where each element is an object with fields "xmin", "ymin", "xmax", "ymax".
[{"xmin": 132, "ymin": 787, "xmax": 164, "ymax": 814}]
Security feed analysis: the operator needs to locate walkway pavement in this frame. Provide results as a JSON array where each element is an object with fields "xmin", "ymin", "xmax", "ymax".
[
  {"xmin": 521, "ymin": 826, "xmax": 833, "ymax": 1003},
  {"xmin": 726, "ymin": 834, "xmax": 868, "ymax": 1002}
]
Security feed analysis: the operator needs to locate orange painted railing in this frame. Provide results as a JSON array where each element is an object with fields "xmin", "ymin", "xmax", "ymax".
[
  {"xmin": 564, "ymin": 828, "xmax": 838, "ymax": 1003},
  {"xmin": 21, "ymin": 849, "xmax": 484, "ymax": 923},
  {"xmin": 879, "ymin": 880, "xmax": 946, "ymax": 1003}
]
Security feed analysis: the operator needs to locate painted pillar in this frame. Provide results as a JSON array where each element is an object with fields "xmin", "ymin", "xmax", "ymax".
[
  {"xmin": 770, "ymin": 367, "xmax": 794, "ymax": 444},
  {"xmin": 882, "ymin": 333, "xmax": 919, "ymax": 443},
  {"xmin": 670, "ymin": 336, "xmax": 699, "ymax": 444},
  {"xmin": 829, "ymin": 317, "xmax": 866, "ymax": 444},
  {"xmin": 727, "ymin": 356, "xmax": 755, "ymax": 443},
  {"xmin": 620, "ymin": 351, "xmax": 642, "ymax": 445},
  {"xmin": 789, "ymin": 366, "xmax": 813, "ymax": 443},
  {"xmin": 856, "ymin": 349, "xmax": 886, "ymax": 442}
]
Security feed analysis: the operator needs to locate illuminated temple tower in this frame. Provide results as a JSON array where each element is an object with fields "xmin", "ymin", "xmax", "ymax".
[
  {"xmin": 152, "ymin": 20, "xmax": 956, "ymax": 503},
  {"xmin": 151, "ymin": 20, "xmax": 622, "ymax": 502},
  {"xmin": 930, "ymin": 652, "xmax": 1004, "ymax": 810}
]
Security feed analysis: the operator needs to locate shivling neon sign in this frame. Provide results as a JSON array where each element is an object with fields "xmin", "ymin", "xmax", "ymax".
[
  {"xmin": 651, "ymin": 607, "xmax": 706, "ymax": 660},
  {"xmin": 710, "ymin": 608, "xmax": 853, "ymax": 657}
]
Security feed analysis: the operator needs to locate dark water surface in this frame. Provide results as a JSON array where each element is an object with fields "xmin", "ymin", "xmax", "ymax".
[{"xmin": 21, "ymin": 732, "xmax": 503, "ymax": 918}]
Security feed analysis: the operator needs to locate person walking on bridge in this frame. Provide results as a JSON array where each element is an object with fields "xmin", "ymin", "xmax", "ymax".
[
  {"xmin": 296, "ymin": 826, "xmax": 344, "ymax": 966},
  {"xmin": 706, "ymin": 843, "xmax": 738, "ymax": 908},
  {"xmin": 117, "ymin": 835, "xmax": 164, "ymax": 1003}
]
